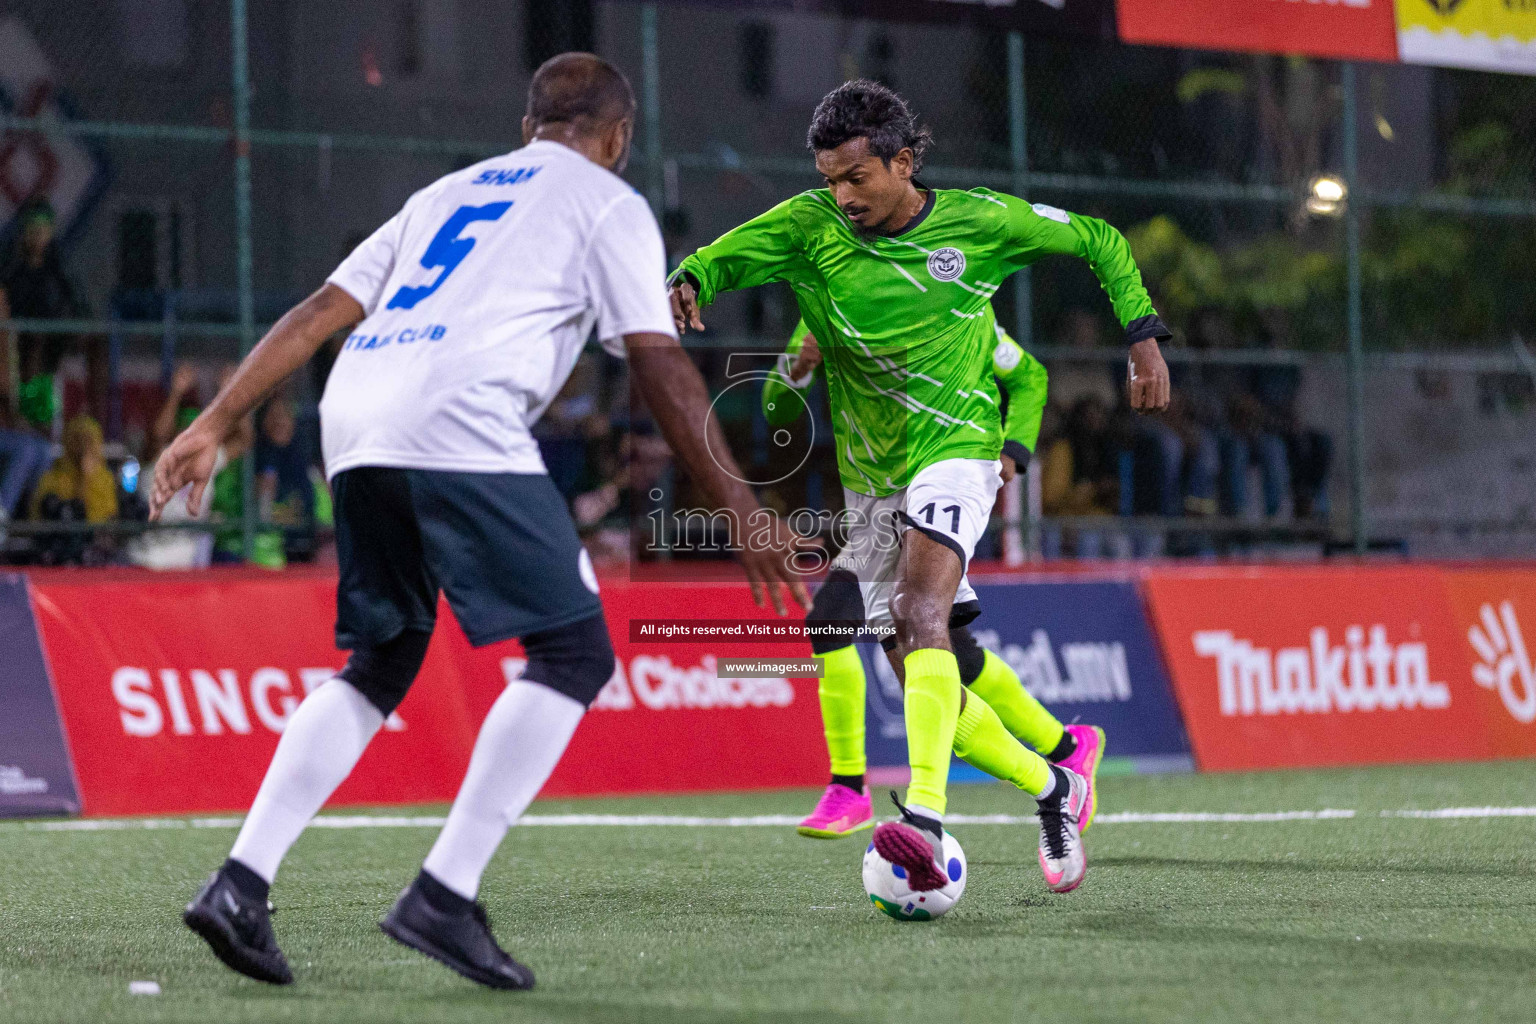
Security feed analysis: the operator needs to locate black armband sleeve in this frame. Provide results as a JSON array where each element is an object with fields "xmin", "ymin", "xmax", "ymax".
[
  {"xmin": 1126, "ymin": 314, "xmax": 1172, "ymax": 346},
  {"xmin": 1001, "ymin": 440, "xmax": 1032, "ymax": 466}
]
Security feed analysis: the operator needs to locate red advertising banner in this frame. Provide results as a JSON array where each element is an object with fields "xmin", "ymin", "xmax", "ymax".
[
  {"xmin": 441, "ymin": 581, "xmax": 828, "ymax": 799},
  {"xmin": 1440, "ymin": 569, "xmax": 1536, "ymax": 759},
  {"xmin": 1116, "ymin": 0, "xmax": 1400, "ymax": 63},
  {"xmin": 1141, "ymin": 566, "xmax": 1506, "ymax": 771},
  {"xmin": 28, "ymin": 570, "xmax": 825, "ymax": 816}
]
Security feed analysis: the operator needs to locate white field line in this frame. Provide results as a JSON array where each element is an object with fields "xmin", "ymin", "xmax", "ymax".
[
  {"xmin": 1381, "ymin": 806, "xmax": 1536, "ymax": 819},
  {"xmin": 12, "ymin": 806, "xmax": 1536, "ymax": 833}
]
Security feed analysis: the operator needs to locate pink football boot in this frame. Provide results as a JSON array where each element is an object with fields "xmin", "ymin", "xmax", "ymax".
[
  {"xmin": 796, "ymin": 784, "xmax": 874, "ymax": 839},
  {"xmin": 871, "ymin": 796, "xmax": 949, "ymax": 892},
  {"xmin": 1056, "ymin": 724, "xmax": 1106, "ymax": 832}
]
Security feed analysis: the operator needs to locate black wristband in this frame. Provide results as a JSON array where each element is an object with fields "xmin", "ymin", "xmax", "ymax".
[
  {"xmin": 666, "ymin": 268, "xmax": 701, "ymax": 291},
  {"xmin": 1126, "ymin": 314, "xmax": 1172, "ymax": 346},
  {"xmin": 1001, "ymin": 440, "xmax": 1032, "ymax": 466}
]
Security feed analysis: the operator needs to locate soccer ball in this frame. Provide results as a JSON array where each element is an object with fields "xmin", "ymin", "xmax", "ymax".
[{"xmin": 862, "ymin": 831, "xmax": 967, "ymax": 921}]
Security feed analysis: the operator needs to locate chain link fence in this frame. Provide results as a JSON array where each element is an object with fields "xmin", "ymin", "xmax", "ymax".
[{"xmin": 1, "ymin": 0, "xmax": 1533, "ymax": 566}]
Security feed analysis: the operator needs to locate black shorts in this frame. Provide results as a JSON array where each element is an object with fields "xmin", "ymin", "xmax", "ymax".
[{"xmin": 332, "ymin": 467, "xmax": 603, "ymax": 650}]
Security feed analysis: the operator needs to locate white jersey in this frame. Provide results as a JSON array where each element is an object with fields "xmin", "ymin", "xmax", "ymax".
[{"xmin": 320, "ymin": 139, "xmax": 676, "ymax": 479}]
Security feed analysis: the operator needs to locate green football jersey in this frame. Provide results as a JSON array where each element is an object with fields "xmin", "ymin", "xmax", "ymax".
[
  {"xmin": 761, "ymin": 318, "xmax": 1050, "ymax": 492},
  {"xmin": 676, "ymin": 187, "xmax": 1166, "ymax": 496}
]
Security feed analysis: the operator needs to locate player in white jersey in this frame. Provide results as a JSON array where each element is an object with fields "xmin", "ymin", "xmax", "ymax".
[{"xmin": 154, "ymin": 53, "xmax": 806, "ymax": 992}]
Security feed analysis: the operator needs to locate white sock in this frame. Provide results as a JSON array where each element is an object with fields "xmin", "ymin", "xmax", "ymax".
[
  {"xmin": 422, "ymin": 682, "xmax": 584, "ymax": 900},
  {"xmin": 1034, "ymin": 765, "xmax": 1060, "ymax": 802},
  {"xmin": 229, "ymin": 678, "xmax": 384, "ymax": 883}
]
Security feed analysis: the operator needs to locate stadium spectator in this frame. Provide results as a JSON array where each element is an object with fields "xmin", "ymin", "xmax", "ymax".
[
  {"xmin": 1250, "ymin": 329, "xmax": 1333, "ymax": 519},
  {"xmin": 1044, "ymin": 310, "xmax": 1120, "ymax": 409},
  {"xmin": 571, "ymin": 436, "xmax": 634, "ymax": 564},
  {"xmin": 0, "ymin": 199, "xmax": 96, "ymax": 430},
  {"xmin": 1040, "ymin": 396, "xmax": 1120, "ymax": 557},
  {"xmin": 1039, "ymin": 399, "xmax": 1106, "ymax": 516},
  {"xmin": 255, "ymin": 398, "xmax": 316, "ymax": 526},
  {"xmin": 254, "ymin": 397, "xmax": 331, "ymax": 564},
  {"xmin": 126, "ymin": 364, "xmax": 253, "ymax": 569},
  {"xmin": 534, "ymin": 352, "xmax": 607, "ymax": 499},
  {"xmin": 0, "ymin": 412, "xmax": 53, "ymax": 522},
  {"xmin": 30, "ymin": 414, "xmax": 116, "ymax": 523},
  {"xmin": 149, "ymin": 363, "xmax": 204, "ymax": 461},
  {"xmin": 1176, "ymin": 309, "xmax": 1287, "ymax": 519},
  {"xmin": 28, "ymin": 414, "xmax": 117, "ymax": 565},
  {"xmin": 210, "ymin": 436, "xmax": 280, "ymax": 568},
  {"xmin": 579, "ymin": 426, "xmax": 675, "ymax": 562},
  {"xmin": 1046, "ymin": 309, "xmax": 1180, "ymax": 521}
]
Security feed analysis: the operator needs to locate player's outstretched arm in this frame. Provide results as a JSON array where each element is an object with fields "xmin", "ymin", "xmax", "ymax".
[
  {"xmin": 761, "ymin": 323, "xmax": 820, "ymax": 428},
  {"xmin": 149, "ymin": 283, "xmax": 363, "ymax": 520},
  {"xmin": 999, "ymin": 196, "xmax": 1172, "ymax": 412},
  {"xmin": 627, "ymin": 331, "xmax": 810, "ymax": 616},
  {"xmin": 669, "ymin": 198, "xmax": 811, "ymax": 335},
  {"xmin": 993, "ymin": 327, "xmax": 1047, "ymax": 482}
]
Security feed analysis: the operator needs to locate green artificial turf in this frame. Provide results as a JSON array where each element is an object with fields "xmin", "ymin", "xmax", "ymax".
[{"xmin": 2, "ymin": 760, "xmax": 1534, "ymax": 1023}]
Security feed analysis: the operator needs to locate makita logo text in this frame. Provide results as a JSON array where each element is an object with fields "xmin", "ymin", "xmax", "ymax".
[
  {"xmin": 502, "ymin": 655, "xmax": 794, "ymax": 712},
  {"xmin": 977, "ymin": 628, "xmax": 1133, "ymax": 704},
  {"xmin": 1193, "ymin": 627, "xmax": 1450, "ymax": 716}
]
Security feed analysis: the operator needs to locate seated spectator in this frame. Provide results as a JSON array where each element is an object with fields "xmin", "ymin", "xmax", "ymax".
[
  {"xmin": 149, "ymin": 364, "xmax": 203, "ymax": 461},
  {"xmin": 535, "ymin": 353, "xmax": 607, "ymax": 499},
  {"xmin": 1175, "ymin": 309, "xmax": 1288, "ymax": 519},
  {"xmin": 196, "ymin": 365, "xmax": 275, "ymax": 567},
  {"xmin": 28, "ymin": 415, "xmax": 116, "ymax": 565},
  {"xmin": 31, "ymin": 415, "xmax": 116, "ymax": 524},
  {"xmin": 125, "ymin": 365, "xmax": 253, "ymax": 570},
  {"xmin": 1040, "ymin": 400, "xmax": 1108, "ymax": 517},
  {"xmin": 1040, "ymin": 397, "xmax": 1120, "ymax": 558},
  {"xmin": 574, "ymin": 425, "xmax": 674, "ymax": 564},
  {"xmin": 252, "ymin": 397, "xmax": 330, "ymax": 565},
  {"xmin": 255, "ymin": 399, "xmax": 315, "ymax": 527},
  {"xmin": 1224, "ymin": 383, "xmax": 1290, "ymax": 519},
  {"xmin": 1251, "ymin": 330, "xmax": 1332, "ymax": 519},
  {"xmin": 1044, "ymin": 310, "xmax": 1121, "ymax": 409},
  {"xmin": 0, "ymin": 413, "xmax": 52, "ymax": 523}
]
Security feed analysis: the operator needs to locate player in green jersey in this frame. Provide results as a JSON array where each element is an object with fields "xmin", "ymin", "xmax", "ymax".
[
  {"xmin": 762, "ymin": 319, "xmax": 1108, "ymax": 845},
  {"xmin": 671, "ymin": 80, "xmax": 1171, "ymax": 894}
]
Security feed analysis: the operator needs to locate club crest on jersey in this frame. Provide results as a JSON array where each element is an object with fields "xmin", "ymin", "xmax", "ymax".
[{"xmin": 927, "ymin": 247, "xmax": 966, "ymax": 282}]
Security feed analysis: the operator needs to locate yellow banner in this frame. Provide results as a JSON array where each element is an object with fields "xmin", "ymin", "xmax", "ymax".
[{"xmin": 1396, "ymin": 0, "xmax": 1536, "ymax": 73}]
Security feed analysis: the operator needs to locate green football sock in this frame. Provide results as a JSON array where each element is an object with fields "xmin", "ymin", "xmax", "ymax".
[
  {"xmin": 816, "ymin": 645, "xmax": 867, "ymax": 778},
  {"xmin": 966, "ymin": 649, "xmax": 1065, "ymax": 757},
  {"xmin": 952, "ymin": 688, "xmax": 1054, "ymax": 798},
  {"xmin": 903, "ymin": 648, "xmax": 962, "ymax": 816}
]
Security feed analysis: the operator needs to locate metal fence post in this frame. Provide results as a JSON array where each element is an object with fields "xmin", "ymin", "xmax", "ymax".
[
  {"xmin": 640, "ymin": 4, "xmax": 664, "ymax": 216},
  {"xmin": 1007, "ymin": 32, "xmax": 1036, "ymax": 559},
  {"xmin": 1342, "ymin": 62, "xmax": 1366, "ymax": 555},
  {"xmin": 231, "ymin": 0, "xmax": 256, "ymax": 561},
  {"xmin": 1006, "ymin": 31, "xmax": 1032, "ymax": 349}
]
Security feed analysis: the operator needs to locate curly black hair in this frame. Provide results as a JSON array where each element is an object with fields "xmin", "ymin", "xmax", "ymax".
[{"xmin": 806, "ymin": 79, "xmax": 933, "ymax": 172}]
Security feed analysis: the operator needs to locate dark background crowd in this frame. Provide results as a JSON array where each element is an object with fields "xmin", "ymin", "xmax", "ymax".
[
  {"xmin": 0, "ymin": 191, "xmax": 1345, "ymax": 567},
  {"xmin": 5, "ymin": 0, "xmax": 1534, "ymax": 566}
]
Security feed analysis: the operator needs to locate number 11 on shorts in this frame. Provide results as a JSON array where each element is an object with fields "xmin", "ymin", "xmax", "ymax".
[{"xmin": 919, "ymin": 502, "xmax": 961, "ymax": 533}]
